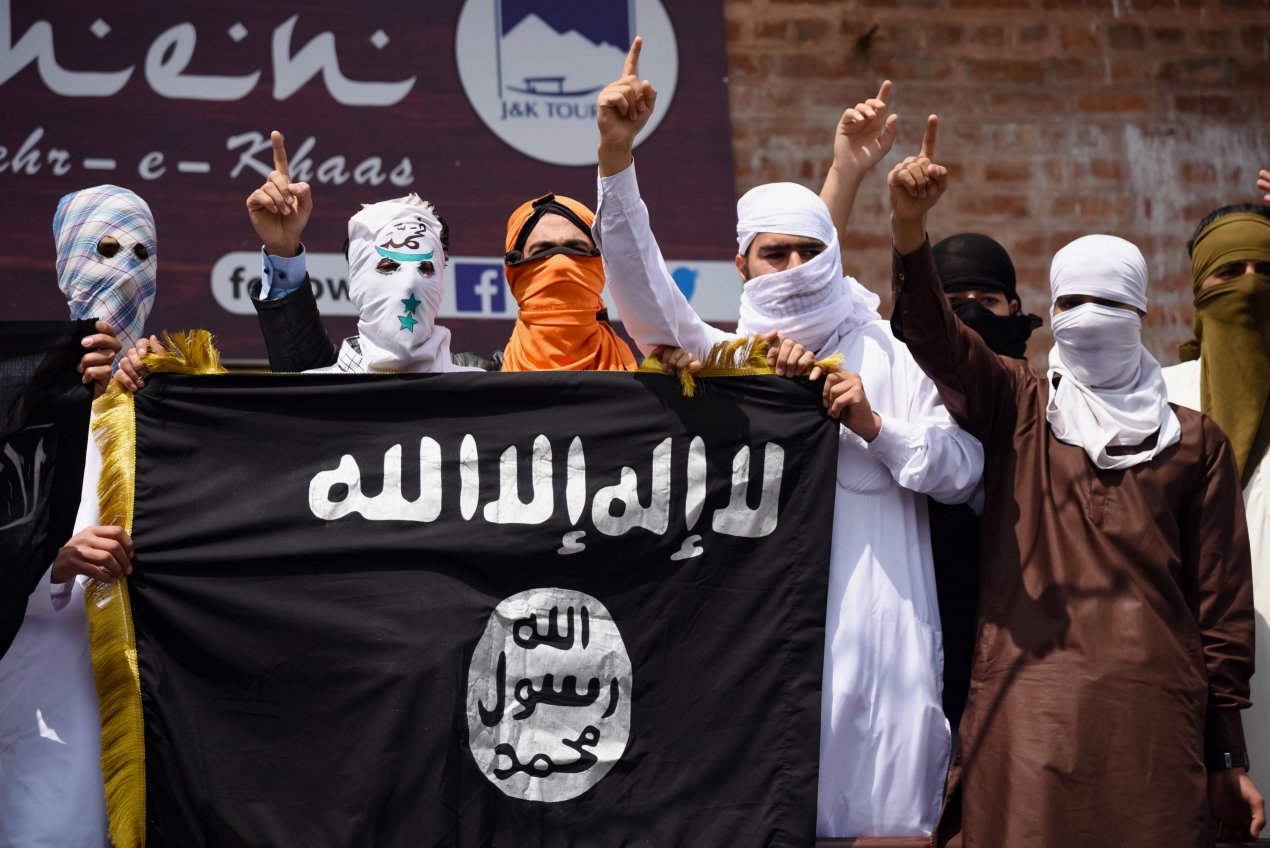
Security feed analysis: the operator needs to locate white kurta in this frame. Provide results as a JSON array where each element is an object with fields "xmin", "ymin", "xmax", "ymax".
[
  {"xmin": 594, "ymin": 163, "xmax": 985, "ymax": 837},
  {"xmin": 1163, "ymin": 358, "xmax": 1269, "ymax": 777},
  {"xmin": 0, "ymin": 435, "xmax": 108, "ymax": 848}
]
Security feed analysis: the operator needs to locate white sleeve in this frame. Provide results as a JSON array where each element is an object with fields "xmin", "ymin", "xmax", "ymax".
[
  {"xmin": 73, "ymin": 427, "xmax": 103, "ymax": 533},
  {"xmin": 863, "ymin": 343, "xmax": 985, "ymax": 504},
  {"xmin": 594, "ymin": 161, "xmax": 733, "ymax": 358}
]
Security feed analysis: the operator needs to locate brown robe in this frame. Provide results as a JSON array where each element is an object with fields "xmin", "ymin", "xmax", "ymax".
[{"xmin": 891, "ymin": 241, "xmax": 1255, "ymax": 848}]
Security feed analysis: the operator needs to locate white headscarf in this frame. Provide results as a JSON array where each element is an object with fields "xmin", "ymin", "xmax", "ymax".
[
  {"xmin": 329, "ymin": 194, "xmax": 474, "ymax": 373},
  {"xmin": 1045, "ymin": 235, "xmax": 1181, "ymax": 469},
  {"xmin": 53, "ymin": 185, "xmax": 157, "ymax": 369},
  {"xmin": 734, "ymin": 183, "xmax": 880, "ymax": 358}
]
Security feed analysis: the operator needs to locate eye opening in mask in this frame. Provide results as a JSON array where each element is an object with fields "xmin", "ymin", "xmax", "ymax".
[
  {"xmin": 419, "ymin": 260, "xmax": 435, "ymax": 276},
  {"xmin": 376, "ymin": 257, "xmax": 401, "ymax": 275},
  {"xmin": 504, "ymin": 243, "xmax": 600, "ymax": 266},
  {"xmin": 97, "ymin": 236, "xmax": 120, "ymax": 258},
  {"xmin": 1212, "ymin": 259, "xmax": 1270, "ymax": 280},
  {"xmin": 133, "ymin": 243, "xmax": 150, "ymax": 261}
]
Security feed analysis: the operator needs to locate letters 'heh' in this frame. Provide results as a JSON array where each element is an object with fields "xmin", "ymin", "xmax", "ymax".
[{"xmin": 308, "ymin": 434, "xmax": 786, "ymax": 547}]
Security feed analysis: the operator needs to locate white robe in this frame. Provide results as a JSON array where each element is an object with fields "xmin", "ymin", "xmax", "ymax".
[
  {"xmin": 0, "ymin": 435, "xmax": 108, "ymax": 848},
  {"xmin": 1162, "ymin": 358, "xmax": 1269, "ymax": 777},
  {"xmin": 594, "ymin": 163, "xmax": 985, "ymax": 837}
]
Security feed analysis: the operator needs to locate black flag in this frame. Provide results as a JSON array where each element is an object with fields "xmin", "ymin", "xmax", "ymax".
[
  {"xmin": 0, "ymin": 320, "xmax": 94, "ymax": 659},
  {"xmin": 95, "ymin": 367, "xmax": 838, "ymax": 847}
]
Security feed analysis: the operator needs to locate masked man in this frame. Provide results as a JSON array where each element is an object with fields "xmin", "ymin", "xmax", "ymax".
[
  {"xmin": 0, "ymin": 185, "xmax": 150, "ymax": 848},
  {"xmin": 1162, "ymin": 201, "xmax": 1270, "ymax": 793},
  {"xmin": 934, "ymin": 233, "xmax": 1042, "ymax": 360},
  {"xmin": 593, "ymin": 40, "xmax": 984, "ymax": 838},
  {"xmin": 888, "ymin": 116, "xmax": 1264, "ymax": 846},
  {"xmin": 314, "ymin": 194, "xmax": 477, "ymax": 374},
  {"xmin": 501, "ymin": 193, "xmax": 636, "ymax": 371}
]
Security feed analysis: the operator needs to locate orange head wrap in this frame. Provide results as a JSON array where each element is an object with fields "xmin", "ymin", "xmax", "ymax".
[{"xmin": 500, "ymin": 194, "xmax": 636, "ymax": 372}]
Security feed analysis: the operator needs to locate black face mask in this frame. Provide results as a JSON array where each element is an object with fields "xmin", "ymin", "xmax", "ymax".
[{"xmin": 951, "ymin": 299, "xmax": 1042, "ymax": 360}]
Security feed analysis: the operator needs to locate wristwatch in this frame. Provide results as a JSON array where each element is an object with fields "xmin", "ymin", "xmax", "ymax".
[{"xmin": 1207, "ymin": 751, "xmax": 1252, "ymax": 771}]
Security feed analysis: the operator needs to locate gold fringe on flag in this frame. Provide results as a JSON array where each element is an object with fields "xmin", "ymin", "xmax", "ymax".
[
  {"xmin": 639, "ymin": 335, "xmax": 844, "ymax": 397},
  {"xmin": 85, "ymin": 329, "xmax": 225, "ymax": 848}
]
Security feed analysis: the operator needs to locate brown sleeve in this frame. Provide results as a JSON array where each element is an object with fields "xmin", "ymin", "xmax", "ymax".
[
  {"xmin": 890, "ymin": 240, "xmax": 1017, "ymax": 444},
  {"xmin": 1185, "ymin": 415, "xmax": 1255, "ymax": 758}
]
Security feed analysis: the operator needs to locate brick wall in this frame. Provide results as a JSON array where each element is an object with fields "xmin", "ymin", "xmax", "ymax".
[{"xmin": 721, "ymin": 0, "xmax": 1270, "ymax": 365}]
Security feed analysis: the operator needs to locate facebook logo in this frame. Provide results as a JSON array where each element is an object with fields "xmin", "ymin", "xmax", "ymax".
[{"xmin": 455, "ymin": 263, "xmax": 507, "ymax": 314}]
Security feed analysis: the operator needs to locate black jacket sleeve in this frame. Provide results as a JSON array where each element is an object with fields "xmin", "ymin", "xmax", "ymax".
[{"xmin": 249, "ymin": 277, "xmax": 338, "ymax": 372}]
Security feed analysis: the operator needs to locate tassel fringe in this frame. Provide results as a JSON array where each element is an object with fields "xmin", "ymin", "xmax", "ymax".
[
  {"xmin": 640, "ymin": 335, "xmax": 843, "ymax": 397},
  {"xmin": 85, "ymin": 382, "xmax": 145, "ymax": 848},
  {"xmin": 86, "ymin": 329, "xmax": 224, "ymax": 848},
  {"xmin": 143, "ymin": 329, "xmax": 227, "ymax": 376}
]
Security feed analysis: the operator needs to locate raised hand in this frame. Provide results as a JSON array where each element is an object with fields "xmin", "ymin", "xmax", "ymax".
[
  {"xmin": 888, "ymin": 115, "xmax": 948, "ymax": 254},
  {"xmin": 245, "ymin": 131, "xmax": 313, "ymax": 257},
  {"xmin": 1259, "ymin": 169, "xmax": 1270, "ymax": 203},
  {"xmin": 831, "ymin": 80, "xmax": 898, "ymax": 178},
  {"xmin": 597, "ymin": 37, "xmax": 658, "ymax": 176}
]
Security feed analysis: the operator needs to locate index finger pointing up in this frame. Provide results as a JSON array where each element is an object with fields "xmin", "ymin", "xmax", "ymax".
[
  {"xmin": 271, "ymin": 130, "xmax": 290, "ymax": 179},
  {"xmin": 623, "ymin": 36, "xmax": 643, "ymax": 78},
  {"xmin": 920, "ymin": 114, "xmax": 938, "ymax": 159},
  {"xmin": 876, "ymin": 79, "xmax": 892, "ymax": 105}
]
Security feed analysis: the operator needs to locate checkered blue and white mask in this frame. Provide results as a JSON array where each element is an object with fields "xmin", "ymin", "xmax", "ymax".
[{"xmin": 53, "ymin": 185, "xmax": 157, "ymax": 369}]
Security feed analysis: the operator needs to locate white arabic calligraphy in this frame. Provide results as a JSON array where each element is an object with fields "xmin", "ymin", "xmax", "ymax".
[{"xmin": 308, "ymin": 434, "xmax": 787, "ymax": 542}]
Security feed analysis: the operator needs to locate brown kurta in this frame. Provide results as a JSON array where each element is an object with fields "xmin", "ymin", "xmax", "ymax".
[{"xmin": 891, "ymin": 242, "xmax": 1255, "ymax": 848}]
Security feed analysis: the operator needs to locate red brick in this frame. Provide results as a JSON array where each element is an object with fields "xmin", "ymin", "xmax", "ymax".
[
  {"xmin": 1051, "ymin": 58, "xmax": 1096, "ymax": 82},
  {"xmin": 1180, "ymin": 161, "xmax": 1217, "ymax": 183},
  {"xmin": 930, "ymin": 24, "xmax": 964, "ymax": 48},
  {"xmin": 1090, "ymin": 159, "xmax": 1128, "ymax": 181},
  {"xmin": 984, "ymin": 160, "xmax": 1034, "ymax": 182},
  {"xmin": 1175, "ymin": 93, "xmax": 1252, "ymax": 119},
  {"xmin": 1156, "ymin": 58, "xmax": 1235, "ymax": 85},
  {"xmin": 1106, "ymin": 23, "xmax": 1146, "ymax": 50},
  {"xmin": 1050, "ymin": 196, "xmax": 1132, "ymax": 221},
  {"xmin": 793, "ymin": 18, "xmax": 831, "ymax": 43},
  {"xmin": 1017, "ymin": 23, "xmax": 1049, "ymax": 46},
  {"xmin": 1235, "ymin": 61, "xmax": 1269, "ymax": 86},
  {"xmin": 965, "ymin": 59, "xmax": 1046, "ymax": 83},
  {"xmin": 1061, "ymin": 24, "xmax": 1099, "ymax": 51},
  {"xmin": 953, "ymin": 194, "xmax": 1032, "ymax": 217},
  {"xmin": 1150, "ymin": 27, "xmax": 1187, "ymax": 48},
  {"xmin": 754, "ymin": 19, "xmax": 789, "ymax": 39},
  {"xmin": 1241, "ymin": 26, "xmax": 1270, "ymax": 51},
  {"xmin": 1078, "ymin": 91, "xmax": 1149, "ymax": 112},
  {"xmin": 1199, "ymin": 29, "xmax": 1234, "ymax": 51}
]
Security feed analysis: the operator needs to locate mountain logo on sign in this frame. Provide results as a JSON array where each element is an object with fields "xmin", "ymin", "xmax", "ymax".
[
  {"xmin": 498, "ymin": 2, "xmax": 629, "ymax": 99},
  {"xmin": 455, "ymin": 0, "xmax": 679, "ymax": 167}
]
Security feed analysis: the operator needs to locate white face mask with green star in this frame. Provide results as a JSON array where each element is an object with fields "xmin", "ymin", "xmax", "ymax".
[{"xmin": 345, "ymin": 195, "xmax": 455, "ymax": 373}]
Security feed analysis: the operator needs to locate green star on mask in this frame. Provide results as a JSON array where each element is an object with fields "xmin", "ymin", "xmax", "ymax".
[
  {"xmin": 398, "ymin": 313, "xmax": 418, "ymax": 332},
  {"xmin": 401, "ymin": 292, "xmax": 422, "ymax": 313}
]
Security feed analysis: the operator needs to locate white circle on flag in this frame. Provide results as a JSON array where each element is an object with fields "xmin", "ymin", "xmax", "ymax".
[
  {"xmin": 454, "ymin": 0, "xmax": 679, "ymax": 166},
  {"xmin": 466, "ymin": 588, "xmax": 632, "ymax": 802}
]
